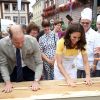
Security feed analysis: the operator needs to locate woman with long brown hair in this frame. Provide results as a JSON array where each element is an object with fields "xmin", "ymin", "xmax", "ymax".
[{"xmin": 54, "ymin": 23, "xmax": 92, "ymax": 86}]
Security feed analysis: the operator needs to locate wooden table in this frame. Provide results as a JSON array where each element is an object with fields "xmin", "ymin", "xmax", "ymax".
[{"xmin": 0, "ymin": 78, "xmax": 100, "ymax": 100}]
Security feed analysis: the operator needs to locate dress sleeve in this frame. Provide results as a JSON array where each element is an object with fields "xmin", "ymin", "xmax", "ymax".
[
  {"xmin": 56, "ymin": 38, "xmax": 64, "ymax": 55},
  {"xmin": 81, "ymin": 45, "xmax": 87, "ymax": 55}
]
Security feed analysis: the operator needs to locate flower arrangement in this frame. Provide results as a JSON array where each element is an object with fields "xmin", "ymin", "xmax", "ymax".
[
  {"xmin": 42, "ymin": 2, "xmax": 80, "ymax": 18},
  {"xmin": 43, "ymin": 5, "xmax": 55, "ymax": 12}
]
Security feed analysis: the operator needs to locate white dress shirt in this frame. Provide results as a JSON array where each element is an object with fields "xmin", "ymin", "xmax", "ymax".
[{"xmin": 94, "ymin": 31, "xmax": 100, "ymax": 70}]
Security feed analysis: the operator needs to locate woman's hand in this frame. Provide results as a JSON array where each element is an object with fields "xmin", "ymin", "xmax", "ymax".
[
  {"xmin": 85, "ymin": 75, "xmax": 92, "ymax": 85},
  {"xmin": 65, "ymin": 78, "xmax": 76, "ymax": 87}
]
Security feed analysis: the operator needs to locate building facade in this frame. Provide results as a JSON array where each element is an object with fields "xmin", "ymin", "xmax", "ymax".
[
  {"xmin": 32, "ymin": 0, "xmax": 45, "ymax": 27},
  {"xmin": 0, "ymin": 0, "xmax": 30, "ymax": 25},
  {"xmin": 42, "ymin": 0, "xmax": 100, "ymax": 23}
]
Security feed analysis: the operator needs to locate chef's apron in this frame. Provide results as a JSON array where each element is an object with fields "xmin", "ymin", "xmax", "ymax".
[{"xmin": 54, "ymin": 55, "xmax": 77, "ymax": 80}]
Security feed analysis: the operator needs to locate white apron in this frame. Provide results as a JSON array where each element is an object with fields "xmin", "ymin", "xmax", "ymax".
[{"xmin": 54, "ymin": 55, "xmax": 77, "ymax": 80}]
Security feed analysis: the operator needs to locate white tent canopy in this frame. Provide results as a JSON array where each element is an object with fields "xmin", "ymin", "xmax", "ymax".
[{"xmin": 1, "ymin": 19, "xmax": 16, "ymax": 32}]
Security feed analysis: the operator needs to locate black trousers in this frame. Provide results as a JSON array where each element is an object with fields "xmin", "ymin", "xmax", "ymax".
[
  {"xmin": 77, "ymin": 70, "xmax": 86, "ymax": 78},
  {"xmin": 77, "ymin": 69, "xmax": 97, "ymax": 78},
  {"xmin": 95, "ymin": 70, "xmax": 100, "ymax": 77},
  {"xmin": 10, "ymin": 66, "xmax": 35, "ymax": 82},
  {"xmin": 0, "ymin": 73, "xmax": 3, "ymax": 82}
]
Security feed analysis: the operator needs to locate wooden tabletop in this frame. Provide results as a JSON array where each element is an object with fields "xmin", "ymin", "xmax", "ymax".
[{"xmin": 0, "ymin": 78, "xmax": 100, "ymax": 100}]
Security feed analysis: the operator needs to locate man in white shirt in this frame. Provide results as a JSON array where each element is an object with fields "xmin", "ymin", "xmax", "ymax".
[
  {"xmin": 96, "ymin": 15, "xmax": 100, "ymax": 34},
  {"xmin": 93, "ymin": 15, "xmax": 100, "ymax": 77},
  {"xmin": 76, "ymin": 8, "xmax": 98, "ymax": 78}
]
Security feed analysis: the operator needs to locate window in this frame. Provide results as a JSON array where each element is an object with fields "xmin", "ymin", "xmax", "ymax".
[
  {"xmin": 56, "ymin": 14, "xmax": 59, "ymax": 19},
  {"xmin": 47, "ymin": 0, "xmax": 49, "ymax": 7},
  {"xmin": 5, "ymin": 16, "xmax": 11, "ymax": 20},
  {"xmin": 21, "ymin": 4, "xmax": 25, "ymax": 11},
  {"xmin": 54, "ymin": 0, "xmax": 56, "ymax": 4},
  {"xmin": 58, "ymin": 0, "xmax": 64, "ymax": 5},
  {"xmin": 51, "ymin": 0, "xmax": 54, "ymax": 5},
  {"xmin": 21, "ymin": 17, "xmax": 26, "ymax": 24},
  {"xmin": 12, "ymin": 3, "xmax": 17, "ymax": 11},
  {"xmin": 45, "ymin": 4, "xmax": 47, "ymax": 8},
  {"xmin": 29, "ymin": 12, "xmax": 33, "ymax": 19},
  {"xmin": 36, "ymin": 0, "xmax": 39, "ymax": 2},
  {"xmin": 39, "ymin": 2, "xmax": 41, "ymax": 6},
  {"xmin": 13, "ymin": 16, "xmax": 18, "ymax": 23},
  {"xmin": 4, "ymin": 3, "xmax": 10, "ymax": 11},
  {"xmin": 98, "ymin": 0, "xmax": 100, "ymax": 6},
  {"xmin": 49, "ymin": 1, "xmax": 51, "ymax": 6}
]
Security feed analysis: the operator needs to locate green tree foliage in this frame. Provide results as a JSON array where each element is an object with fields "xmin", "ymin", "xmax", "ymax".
[{"xmin": 91, "ymin": 20, "xmax": 97, "ymax": 30}]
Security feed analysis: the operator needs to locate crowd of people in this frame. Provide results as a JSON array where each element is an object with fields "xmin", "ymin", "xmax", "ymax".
[{"xmin": 0, "ymin": 7, "xmax": 100, "ymax": 93}]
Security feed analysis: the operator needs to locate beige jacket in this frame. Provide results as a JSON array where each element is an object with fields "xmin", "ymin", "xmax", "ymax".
[{"xmin": 0, "ymin": 35, "xmax": 43, "ymax": 82}]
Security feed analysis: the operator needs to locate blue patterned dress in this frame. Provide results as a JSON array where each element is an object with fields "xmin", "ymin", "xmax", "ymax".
[{"xmin": 39, "ymin": 32, "xmax": 58, "ymax": 80}]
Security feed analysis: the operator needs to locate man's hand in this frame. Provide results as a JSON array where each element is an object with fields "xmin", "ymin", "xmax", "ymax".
[
  {"xmin": 47, "ymin": 59, "xmax": 55, "ymax": 67},
  {"xmin": 91, "ymin": 65, "xmax": 96, "ymax": 72},
  {"xmin": 94, "ymin": 47, "xmax": 100, "ymax": 54},
  {"xmin": 31, "ymin": 81, "xmax": 40, "ymax": 91},
  {"xmin": 2, "ymin": 81, "xmax": 13, "ymax": 93}
]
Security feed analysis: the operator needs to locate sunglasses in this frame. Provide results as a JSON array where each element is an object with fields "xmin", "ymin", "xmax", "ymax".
[{"xmin": 81, "ymin": 22, "xmax": 90, "ymax": 25}]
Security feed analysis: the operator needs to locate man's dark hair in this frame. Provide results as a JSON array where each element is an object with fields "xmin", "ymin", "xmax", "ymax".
[
  {"xmin": 54, "ymin": 20, "xmax": 63, "ymax": 25},
  {"xmin": 41, "ymin": 20, "xmax": 50, "ymax": 27}
]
